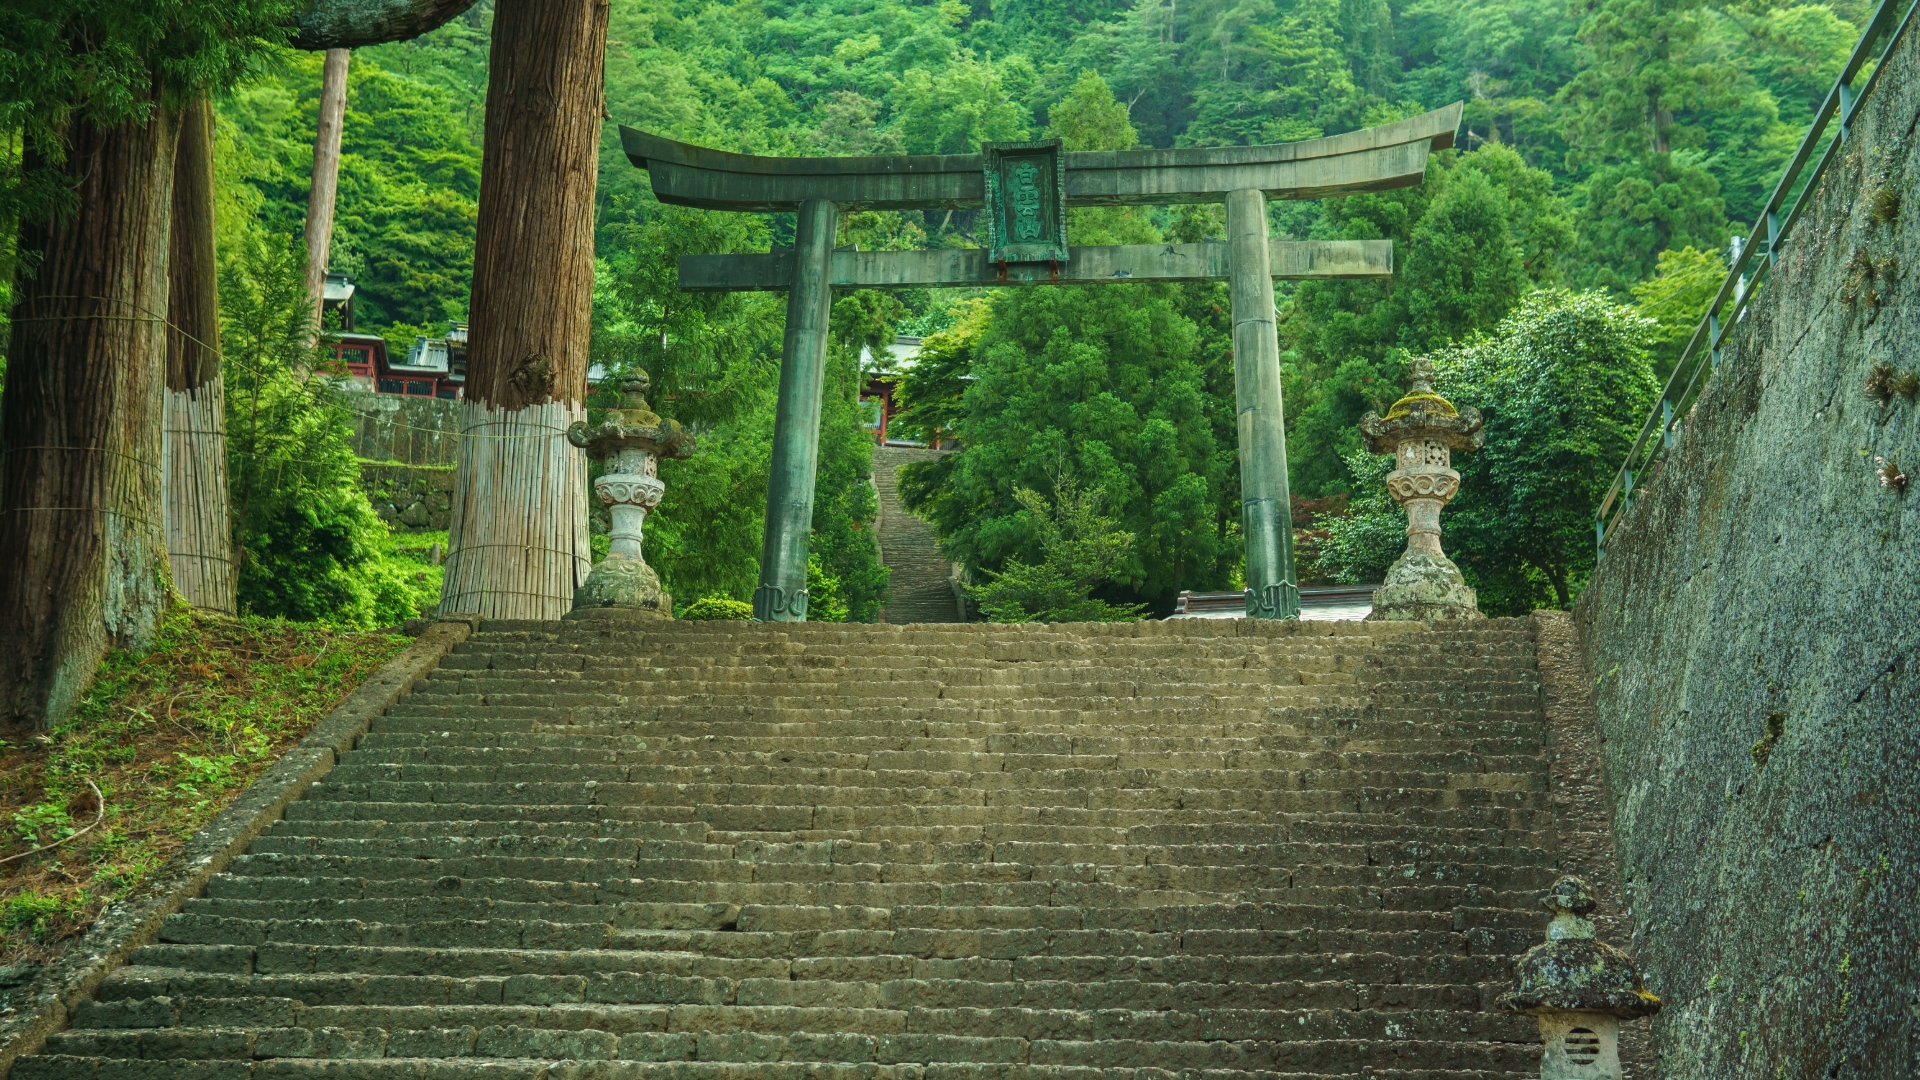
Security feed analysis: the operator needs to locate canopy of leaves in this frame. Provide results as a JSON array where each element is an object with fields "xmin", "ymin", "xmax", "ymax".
[{"xmin": 1433, "ymin": 289, "xmax": 1659, "ymax": 612}]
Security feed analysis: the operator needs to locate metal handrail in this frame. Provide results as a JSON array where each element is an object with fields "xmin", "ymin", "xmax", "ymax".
[{"xmin": 1594, "ymin": 0, "xmax": 1920, "ymax": 555}]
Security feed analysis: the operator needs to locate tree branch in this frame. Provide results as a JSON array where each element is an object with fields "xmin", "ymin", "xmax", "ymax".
[{"xmin": 290, "ymin": 0, "xmax": 483, "ymax": 50}]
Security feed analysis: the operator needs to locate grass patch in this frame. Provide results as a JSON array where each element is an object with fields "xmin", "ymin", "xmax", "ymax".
[
  {"xmin": 0, "ymin": 607, "xmax": 410, "ymax": 964},
  {"xmin": 382, "ymin": 528, "xmax": 448, "ymax": 614}
]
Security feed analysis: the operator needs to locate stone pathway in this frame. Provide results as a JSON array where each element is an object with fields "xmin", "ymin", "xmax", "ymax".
[
  {"xmin": 22, "ymin": 617, "xmax": 1553, "ymax": 1079},
  {"xmin": 874, "ymin": 446, "xmax": 962, "ymax": 624}
]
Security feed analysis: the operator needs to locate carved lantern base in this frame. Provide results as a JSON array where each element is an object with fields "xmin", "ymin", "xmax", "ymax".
[{"xmin": 563, "ymin": 374, "xmax": 694, "ymax": 619}]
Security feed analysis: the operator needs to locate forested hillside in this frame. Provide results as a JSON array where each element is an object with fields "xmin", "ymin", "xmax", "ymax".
[{"xmin": 211, "ymin": 0, "xmax": 1863, "ymax": 616}]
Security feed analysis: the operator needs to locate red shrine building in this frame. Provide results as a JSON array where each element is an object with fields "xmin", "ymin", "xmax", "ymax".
[{"xmin": 321, "ymin": 274, "xmax": 467, "ymax": 400}]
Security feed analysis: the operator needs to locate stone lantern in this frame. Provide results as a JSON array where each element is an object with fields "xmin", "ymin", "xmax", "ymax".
[
  {"xmin": 565, "ymin": 372, "xmax": 695, "ymax": 616},
  {"xmin": 1497, "ymin": 876, "xmax": 1662, "ymax": 1080},
  {"xmin": 1358, "ymin": 358, "xmax": 1485, "ymax": 620}
]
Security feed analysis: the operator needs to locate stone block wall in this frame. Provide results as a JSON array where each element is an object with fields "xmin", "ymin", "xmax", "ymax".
[
  {"xmin": 1574, "ymin": 24, "xmax": 1919, "ymax": 1080},
  {"xmin": 346, "ymin": 392, "xmax": 462, "ymax": 466},
  {"xmin": 361, "ymin": 463, "xmax": 455, "ymax": 532}
]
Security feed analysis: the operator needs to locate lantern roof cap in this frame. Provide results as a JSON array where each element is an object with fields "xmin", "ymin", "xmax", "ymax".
[
  {"xmin": 1359, "ymin": 358, "xmax": 1484, "ymax": 455},
  {"xmin": 1495, "ymin": 876, "xmax": 1662, "ymax": 1019}
]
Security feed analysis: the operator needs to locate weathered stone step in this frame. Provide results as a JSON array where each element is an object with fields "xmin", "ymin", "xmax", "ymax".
[
  {"xmin": 237, "ymin": 832, "xmax": 1551, "ymax": 867},
  {"xmin": 262, "ymin": 816, "xmax": 1550, "ymax": 851},
  {"xmin": 351, "ymin": 730, "xmax": 1547, "ymax": 759},
  {"xmin": 334, "ymin": 746, "xmax": 1544, "ymax": 775},
  {"xmin": 275, "ymin": 800, "xmax": 1556, "ymax": 834},
  {"xmin": 315, "ymin": 765, "xmax": 1546, "ymax": 797},
  {"xmin": 56, "ymin": 999, "xmax": 1534, "ymax": 1044},
  {"xmin": 102, "ymin": 948, "xmax": 1515, "ymax": 998},
  {"xmin": 185, "ymin": 868, "xmax": 1553, "ymax": 922},
  {"xmin": 21, "ymin": 1057, "xmax": 1525, "ymax": 1080},
  {"xmin": 298, "ymin": 782, "xmax": 1549, "ymax": 816},
  {"xmin": 367, "ymin": 709, "xmax": 1544, "ymax": 733},
  {"xmin": 133, "ymin": 915, "xmax": 1542, "ymax": 972}
]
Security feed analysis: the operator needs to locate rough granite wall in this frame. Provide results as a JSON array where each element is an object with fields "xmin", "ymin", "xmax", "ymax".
[
  {"xmin": 1573, "ymin": 23, "xmax": 1920, "ymax": 1080},
  {"xmin": 360, "ymin": 462, "xmax": 455, "ymax": 531}
]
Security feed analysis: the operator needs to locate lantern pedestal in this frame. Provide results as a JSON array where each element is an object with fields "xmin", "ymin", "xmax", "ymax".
[
  {"xmin": 1358, "ymin": 360, "xmax": 1485, "ymax": 621},
  {"xmin": 564, "ymin": 373, "xmax": 695, "ymax": 619}
]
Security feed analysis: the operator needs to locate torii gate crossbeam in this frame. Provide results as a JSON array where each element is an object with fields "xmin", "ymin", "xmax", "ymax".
[{"xmin": 619, "ymin": 103, "xmax": 1460, "ymax": 622}]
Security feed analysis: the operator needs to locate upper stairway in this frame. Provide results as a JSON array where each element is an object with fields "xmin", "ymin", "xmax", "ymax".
[
  {"xmin": 20, "ymin": 617, "xmax": 1554, "ymax": 1079},
  {"xmin": 873, "ymin": 446, "xmax": 963, "ymax": 624}
]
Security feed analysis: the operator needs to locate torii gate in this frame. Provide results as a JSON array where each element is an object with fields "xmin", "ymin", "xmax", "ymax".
[{"xmin": 619, "ymin": 103, "xmax": 1461, "ymax": 622}]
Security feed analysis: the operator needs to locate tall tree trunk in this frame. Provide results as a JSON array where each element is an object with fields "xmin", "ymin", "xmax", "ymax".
[
  {"xmin": 165, "ymin": 97, "xmax": 235, "ymax": 613},
  {"xmin": 0, "ymin": 108, "xmax": 179, "ymax": 727},
  {"xmin": 304, "ymin": 48, "xmax": 350, "ymax": 325},
  {"xmin": 439, "ymin": 0, "xmax": 607, "ymax": 620}
]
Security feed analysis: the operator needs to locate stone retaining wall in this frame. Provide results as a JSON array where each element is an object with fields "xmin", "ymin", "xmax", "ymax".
[
  {"xmin": 346, "ymin": 393, "xmax": 461, "ymax": 466},
  {"xmin": 1573, "ymin": 23, "xmax": 1920, "ymax": 1078},
  {"xmin": 360, "ymin": 462, "xmax": 455, "ymax": 532}
]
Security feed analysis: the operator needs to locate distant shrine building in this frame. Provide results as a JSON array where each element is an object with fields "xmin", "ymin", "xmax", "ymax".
[{"xmin": 321, "ymin": 272, "xmax": 469, "ymax": 401}]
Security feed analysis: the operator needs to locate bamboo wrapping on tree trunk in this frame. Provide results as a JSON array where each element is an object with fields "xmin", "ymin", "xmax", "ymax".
[
  {"xmin": 439, "ymin": 400, "xmax": 592, "ymax": 619},
  {"xmin": 440, "ymin": 0, "xmax": 608, "ymax": 620},
  {"xmin": 164, "ymin": 385, "xmax": 233, "ymax": 612},
  {"xmin": 165, "ymin": 96, "xmax": 234, "ymax": 613},
  {"xmin": 0, "ymin": 108, "xmax": 179, "ymax": 726}
]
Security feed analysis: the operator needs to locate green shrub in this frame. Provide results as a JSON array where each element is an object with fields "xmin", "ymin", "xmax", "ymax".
[
  {"xmin": 680, "ymin": 596, "xmax": 753, "ymax": 621},
  {"xmin": 968, "ymin": 480, "xmax": 1146, "ymax": 623},
  {"xmin": 221, "ymin": 231, "xmax": 436, "ymax": 627}
]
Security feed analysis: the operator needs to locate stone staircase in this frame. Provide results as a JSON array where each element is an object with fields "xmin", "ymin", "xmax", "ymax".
[
  {"xmin": 874, "ymin": 446, "xmax": 963, "ymax": 623},
  {"xmin": 20, "ymin": 617, "xmax": 1555, "ymax": 1079}
]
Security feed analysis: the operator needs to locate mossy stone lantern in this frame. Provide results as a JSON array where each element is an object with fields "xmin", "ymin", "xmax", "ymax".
[
  {"xmin": 564, "ymin": 372, "xmax": 695, "ymax": 617},
  {"xmin": 1497, "ymin": 877, "xmax": 1662, "ymax": 1080},
  {"xmin": 1358, "ymin": 358, "xmax": 1485, "ymax": 620}
]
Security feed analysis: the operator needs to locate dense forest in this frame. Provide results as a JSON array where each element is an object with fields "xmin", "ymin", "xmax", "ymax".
[{"xmin": 206, "ymin": 0, "xmax": 1864, "ymax": 617}]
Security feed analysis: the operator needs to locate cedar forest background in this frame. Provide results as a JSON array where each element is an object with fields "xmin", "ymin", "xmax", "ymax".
[{"xmin": 208, "ymin": 0, "xmax": 1858, "ymax": 618}]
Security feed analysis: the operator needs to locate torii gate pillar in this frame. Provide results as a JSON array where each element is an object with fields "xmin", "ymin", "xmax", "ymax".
[
  {"xmin": 755, "ymin": 198, "xmax": 838, "ymax": 621},
  {"xmin": 1227, "ymin": 188, "xmax": 1300, "ymax": 619}
]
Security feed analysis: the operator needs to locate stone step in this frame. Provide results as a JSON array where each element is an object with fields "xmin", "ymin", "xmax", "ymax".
[
  {"xmin": 275, "ymin": 800, "xmax": 1556, "ymax": 834},
  {"xmin": 351, "ymin": 731, "xmax": 1548, "ymax": 758},
  {"xmin": 104, "ymin": 948, "xmax": 1517, "ymax": 994},
  {"xmin": 55, "ymin": 999, "xmax": 1534, "ymax": 1045},
  {"xmin": 333, "ymin": 746, "xmax": 1544, "ymax": 773},
  {"xmin": 313, "ymin": 765, "xmax": 1547, "ymax": 795},
  {"xmin": 18, "ymin": 1056, "xmax": 1526, "ymax": 1080}
]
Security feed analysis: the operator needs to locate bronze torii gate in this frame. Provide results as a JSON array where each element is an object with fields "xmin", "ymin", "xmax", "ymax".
[{"xmin": 619, "ymin": 103, "xmax": 1460, "ymax": 622}]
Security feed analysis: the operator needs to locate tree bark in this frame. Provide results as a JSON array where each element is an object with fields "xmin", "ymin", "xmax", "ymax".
[
  {"xmin": 304, "ymin": 48, "xmax": 350, "ymax": 325},
  {"xmin": 0, "ymin": 107, "xmax": 179, "ymax": 728},
  {"xmin": 165, "ymin": 96, "xmax": 235, "ymax": 613},
  {"xmin": 439, "ymin": 0, "xmax": 607, "ymax": 619}
]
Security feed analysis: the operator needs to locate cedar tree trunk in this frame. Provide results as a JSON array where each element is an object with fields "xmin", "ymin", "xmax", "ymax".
[
  {"xmin": 164, "ymin": 96, "xmax": 235, "ymax": 612},
  {"xmin": 439, "ymin": 0, "xmax": 607, "ymax": 619},
  {"xmin": 0, "ymin": 107, "xmax": 179, "ymax": 727},
  {"xmin": 304, "ymin": 48, "xmax": 350, "ymax": 323}
]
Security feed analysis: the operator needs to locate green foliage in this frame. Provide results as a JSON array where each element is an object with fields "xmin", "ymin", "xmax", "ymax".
[
  {"xmin": 220, "ymin": 232, "xmax": 435, "ymax": 627},
  {"xmin": 1631, "ymin": 245, "xmax": 1725, "ymax": 382},
  {"xmin": 901, "ymin": 279, "xmax": 1239, "ymax": 610},
  {"xmin": 968, "ymin": 481, "xmax": 1148, "ymax": 623},
  {"xmin": 680, "ymin": 596, "xmax": 754, "ymax": 620},
  {"xmin": 805, "ymin": 554, "xmax": 851, "ymax": 623},
  {"xmin": 216, "ymin": 37, "xmax": 484, "ymax": 338},
  {"xmin": 0, "ymin": 0, "xmax": 290, "ymax": 229},
  {"xmin": 1311, "ymin": 450, "xmax": 1405, "ymax": 584},
  {"xmin": 1433, "ymin": 289, "xmax": 1660, "ymax": 612},
  {"xmin": 1280, "ymin": 144, "xmax": 1572, "ymax": 498}
]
